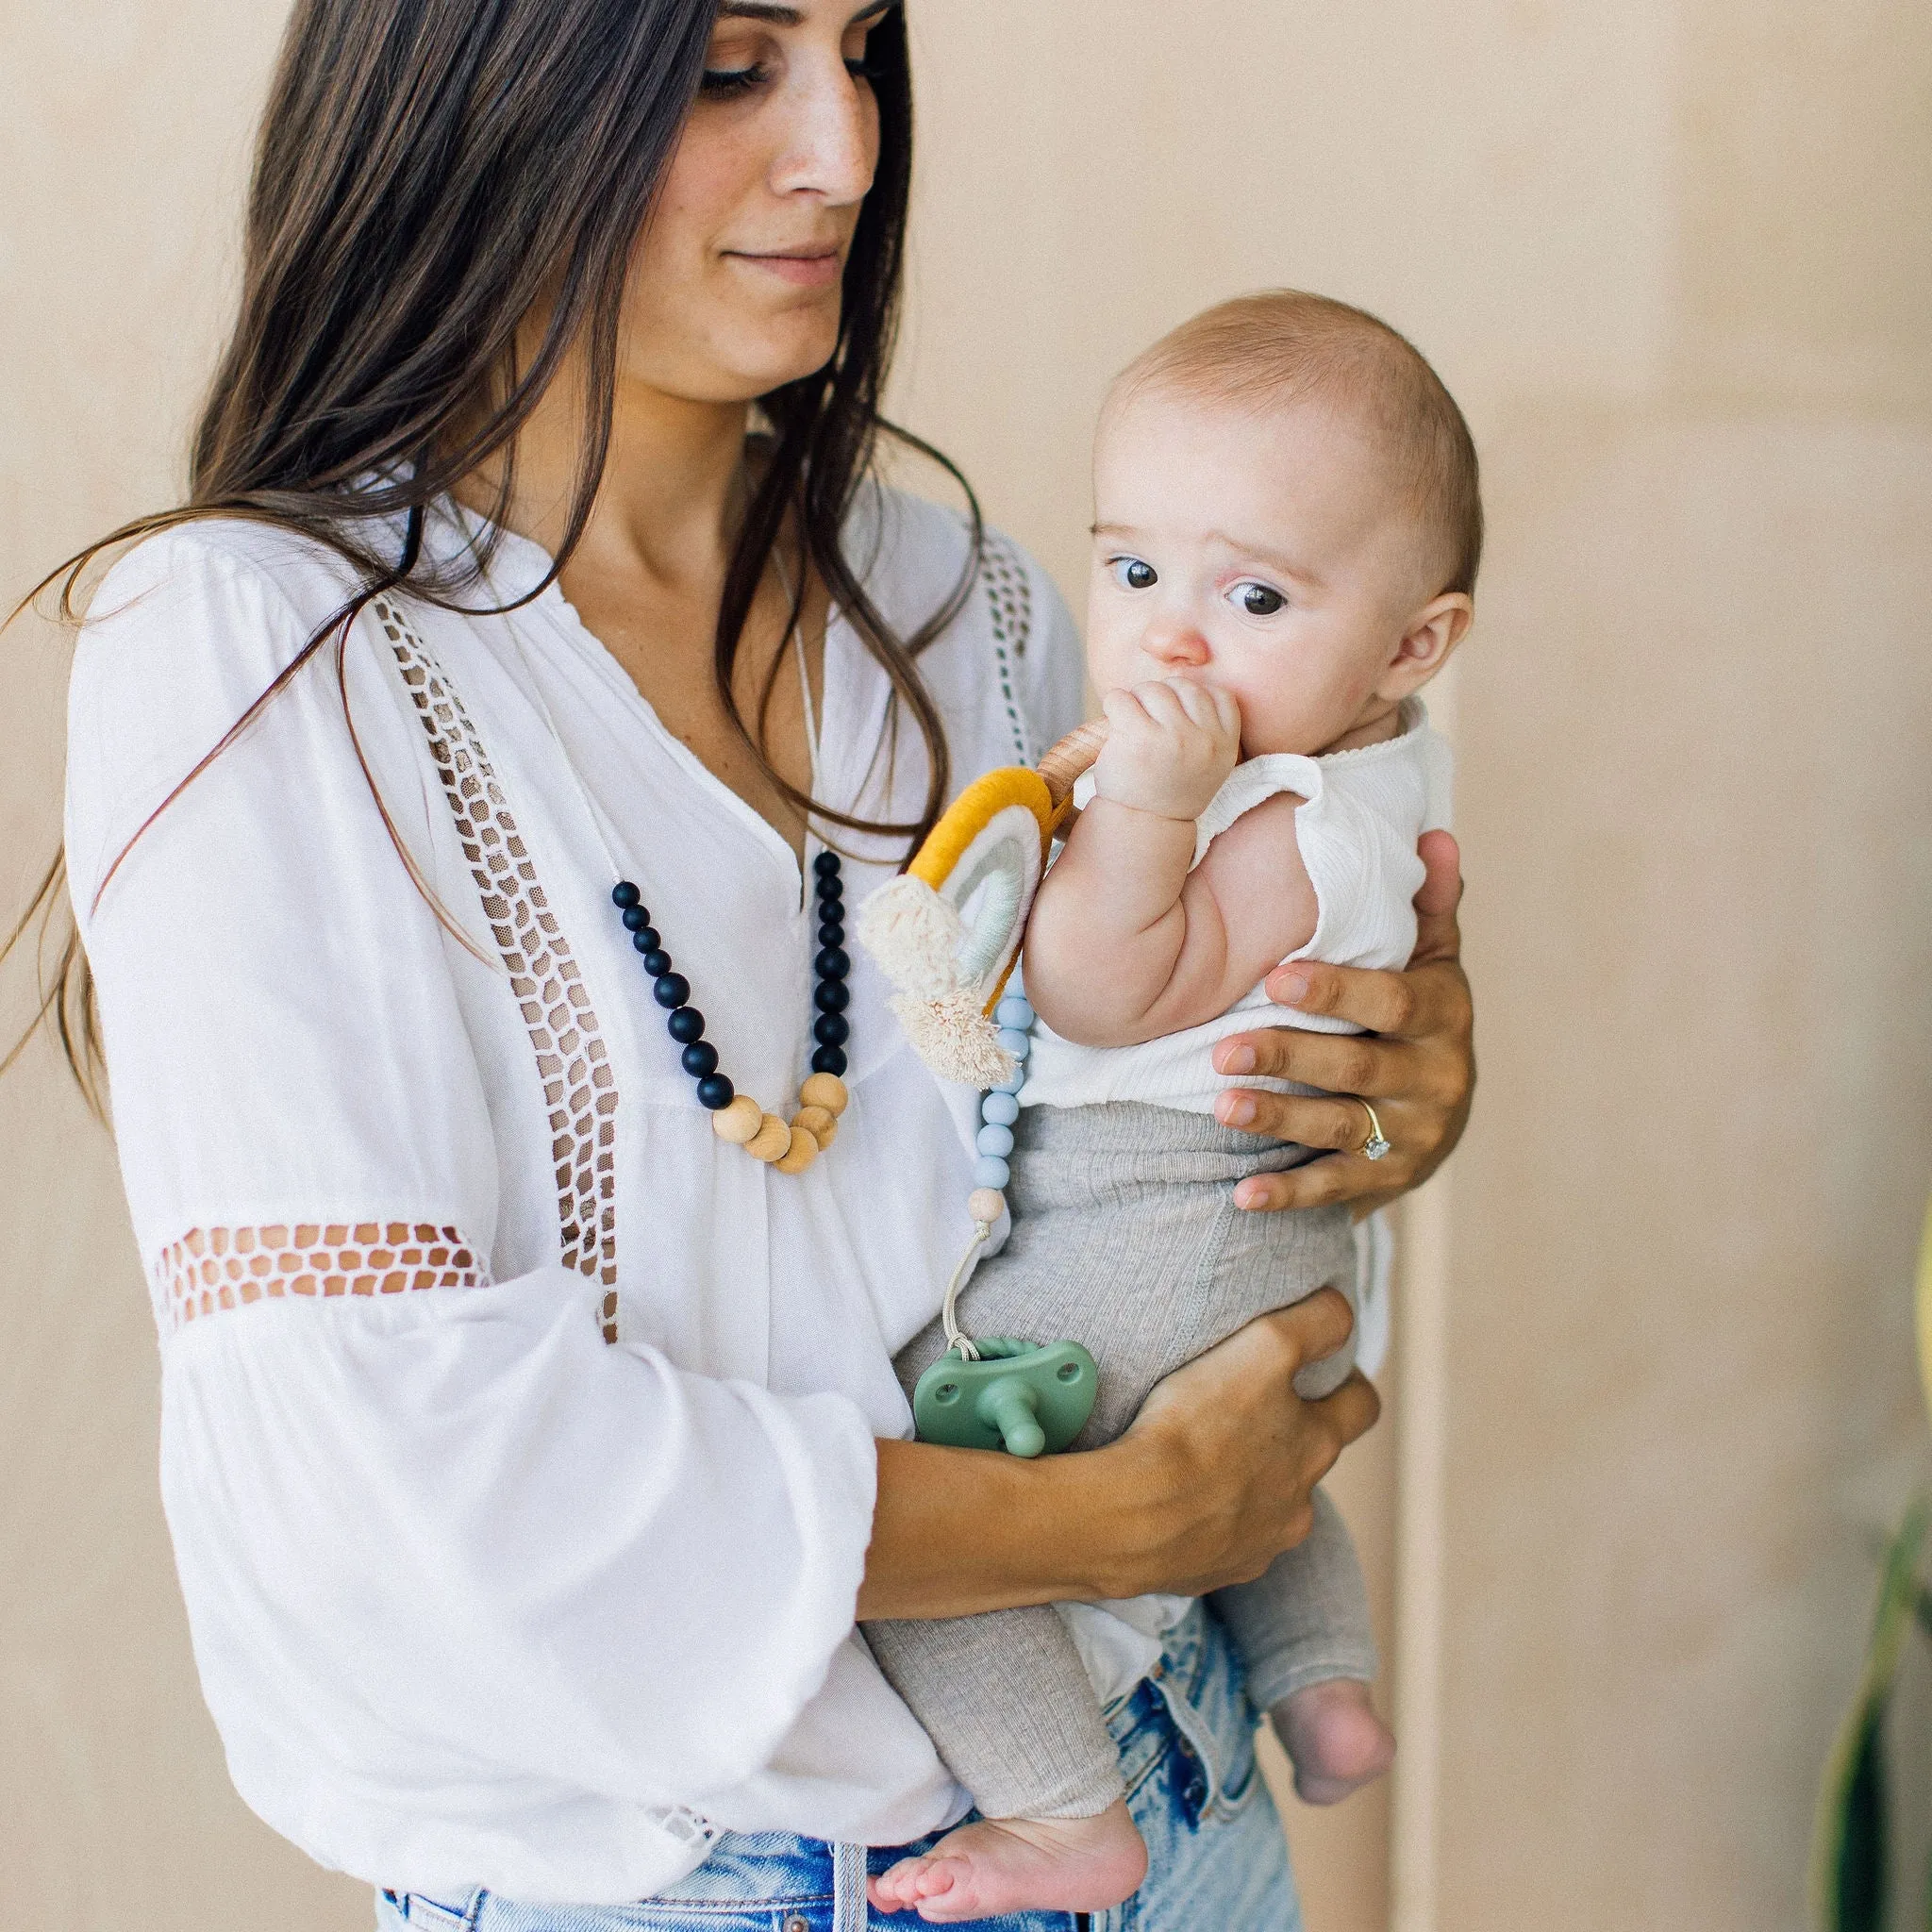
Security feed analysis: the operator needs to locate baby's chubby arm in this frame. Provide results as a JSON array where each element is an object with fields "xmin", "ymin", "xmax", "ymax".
[{"xmin": 1024, "ymin": 677, "xmax": 1318, "ymax": 1047}]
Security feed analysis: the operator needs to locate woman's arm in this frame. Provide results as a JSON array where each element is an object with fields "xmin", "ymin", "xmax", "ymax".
[
  {"xmin": 70, "ymin": 532, "xmax": 881, "ymax": 1813},
  {"xmin": 1210, "ymin": 828, "xmax": 1475, "ymax": 1215},
  {"xmin": 859, "ymin": 1291, "xmax": 1376, "ymax": 1619}
]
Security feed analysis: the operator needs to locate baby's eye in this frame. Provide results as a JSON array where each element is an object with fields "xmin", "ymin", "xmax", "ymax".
[
  {"xmin": 1231, "ymin": 581, "xmax": 1287, "ymax": 617},
  {"xmin": 1110, "ymin": 558, "xmax": 1158, "ymax": 591}
]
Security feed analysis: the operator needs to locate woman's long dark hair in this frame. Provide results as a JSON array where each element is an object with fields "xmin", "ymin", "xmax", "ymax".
[{"xmin": 5, "ymin": 0, "xmax": 977, "ymax": 1112}]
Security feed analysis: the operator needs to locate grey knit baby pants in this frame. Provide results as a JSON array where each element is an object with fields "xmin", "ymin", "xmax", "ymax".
[{"xmin": 864, "ymin": 1101, "xmax": 1377, "ymax": 1823}]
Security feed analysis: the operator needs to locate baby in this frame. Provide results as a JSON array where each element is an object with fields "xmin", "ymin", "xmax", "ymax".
[{"xmin": 866, "ymin": 291, "xmax": 1480, "ymax": 1922}]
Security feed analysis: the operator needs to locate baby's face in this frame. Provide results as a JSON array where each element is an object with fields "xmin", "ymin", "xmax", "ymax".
[{"xmin": 1087, "ymin": 387, "xmax": 1441, "ymax": 758}]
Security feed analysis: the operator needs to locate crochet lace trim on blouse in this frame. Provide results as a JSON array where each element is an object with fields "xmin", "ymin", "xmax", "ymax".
[{"xmin": 155, "ymin": 1223, "xmax": 487, "ymax": 1333}]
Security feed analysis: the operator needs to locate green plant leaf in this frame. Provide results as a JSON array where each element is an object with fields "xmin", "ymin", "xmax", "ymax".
[{"xmin": 1812, "ymin": 1497, "xmax": 1932, "ymax": 1929}]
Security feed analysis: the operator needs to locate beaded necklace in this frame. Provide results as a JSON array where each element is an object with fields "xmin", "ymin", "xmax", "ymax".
[
  {"xmin": 610, "ymin": 858, "xmax": 850, "ymax": 1175},
  {"xmin": 503, "ymin": 571, "xmax": 853, "ymax": 1175}
]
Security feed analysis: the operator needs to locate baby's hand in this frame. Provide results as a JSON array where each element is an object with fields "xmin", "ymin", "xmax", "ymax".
[{"xmin": 1092, "ymin": 678, "xmax": 1242, "ymax": 822}]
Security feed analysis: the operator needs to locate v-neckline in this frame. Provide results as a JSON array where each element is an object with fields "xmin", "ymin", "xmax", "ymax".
[{"xmin": 489, "ymin": 519, "xmax": 845, "ymax": 910}]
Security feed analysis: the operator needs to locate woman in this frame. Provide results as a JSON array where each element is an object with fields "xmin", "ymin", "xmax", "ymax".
[{"xmin": 29, "ymin": 0, "xmax": 1474, "ymax": 1925}]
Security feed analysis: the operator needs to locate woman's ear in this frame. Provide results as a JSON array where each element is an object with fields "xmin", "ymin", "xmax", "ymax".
[{"xmin": 1374, "ymin": 592, "xmax": 1474, "ymax": 700}]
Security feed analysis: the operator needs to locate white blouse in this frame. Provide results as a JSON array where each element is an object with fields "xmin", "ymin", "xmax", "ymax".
[{"xmin": 65, "ymin": 487, "xmax": 1082, "ymax": 1903}]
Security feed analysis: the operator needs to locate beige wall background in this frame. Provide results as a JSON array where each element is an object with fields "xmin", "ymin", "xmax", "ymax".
[{"xmin": 3, "ymin": 3, "xmax": 1929, "ymax": 1929}]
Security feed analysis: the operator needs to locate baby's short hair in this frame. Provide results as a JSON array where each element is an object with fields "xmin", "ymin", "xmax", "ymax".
[{"xmin": 1113, "ymin": 291, "xmax": 1483, "ymax": 597}]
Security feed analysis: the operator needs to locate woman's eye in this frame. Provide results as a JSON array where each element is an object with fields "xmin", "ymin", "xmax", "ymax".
[
  {"xmin": 699, "ymin": 63, "xmax": 769, "ymax": 97},
  {"xmin": 1111, "ymin": 558, "xmax": 1158, "ymax": 591},
  {"xmin": 1232, "ymin": 581, "xmax": 1286, "ymax": 617}
]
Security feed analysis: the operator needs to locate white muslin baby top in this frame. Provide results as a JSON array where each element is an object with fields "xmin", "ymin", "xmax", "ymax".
[{"xmin": 1021, "ymin": 697, "xmax": 1452, "ymax": 1116}]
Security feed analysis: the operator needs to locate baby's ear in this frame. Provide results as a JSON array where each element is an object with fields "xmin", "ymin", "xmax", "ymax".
[{"xmin": 1374, "ymin": 593, "xmax": 1474, "ymax": 700}]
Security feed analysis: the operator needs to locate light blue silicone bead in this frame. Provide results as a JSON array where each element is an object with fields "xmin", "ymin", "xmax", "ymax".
[
  {"xmin": 997, "ymin": 1028, "xmax": 1032, "ymax": 1060},
  {"xmin": 995, "ymin": 996, "xmax": 1034, "ymax": 1030},
  {"xmin": 981, "ymin": 1091, "xmax": 1021, "ymax": 1126},
  {"xmin": 993, "ymin": 1065, "xmax": 1025, "ymax": 1094},
  {"xmin": 974, "ymin": 1156, "xmax": 1012, "ymax": 1191},
  {"xmin": 976, "ymin": 1124, "xmax": 1015, "ymax": 1158}
]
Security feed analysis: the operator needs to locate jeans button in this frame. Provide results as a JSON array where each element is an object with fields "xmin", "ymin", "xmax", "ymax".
[{"xmin": 785, "ymin": 1918, "xmax": 809, "ymax": 1932}]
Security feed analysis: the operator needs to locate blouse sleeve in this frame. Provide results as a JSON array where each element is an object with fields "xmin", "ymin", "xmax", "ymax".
[{"xmin": 66, "ymin": 531, "xmax": 878, "ymax": 1827}]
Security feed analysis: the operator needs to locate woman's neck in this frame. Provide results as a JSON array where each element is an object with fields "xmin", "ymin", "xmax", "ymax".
[
  {"xmin": 457, "ymin": 343, "xmax": 825, "ymax": 866},
  {"xmin": 471, "ymin": 358, "xmax": 755, "ymax": 594}
]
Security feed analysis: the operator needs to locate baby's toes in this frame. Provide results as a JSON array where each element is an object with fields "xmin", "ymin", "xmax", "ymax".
[
  {"xmin": 868, "ymin": 1859, "xmax": 926, "ymax": 1913},
  {"xmin": 911, "ymin": 1857, "xmax": 964, "ymax": 1900}
]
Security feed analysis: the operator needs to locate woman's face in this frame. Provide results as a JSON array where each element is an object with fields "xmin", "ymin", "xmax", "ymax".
[{"xmin": 621, "ymin": 0, "xmax": 891, "ymax": 404}]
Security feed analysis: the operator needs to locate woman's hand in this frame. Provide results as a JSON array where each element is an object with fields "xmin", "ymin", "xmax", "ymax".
[
  {"xmin": 1106, "ymin": 1290, "xmax": 1379, "ymax": 1596},
  {"xmin": 858, "ymin": 1292, "xmax": 1376, "ymax": 1619},
  {"xmin": 1210, "ymin": 829, "xmax": 1474, "ymax": 1216}
]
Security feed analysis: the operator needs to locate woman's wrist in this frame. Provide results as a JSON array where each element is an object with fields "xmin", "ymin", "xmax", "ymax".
[{"xmin": 858, "ymin": 1434, "xmax": 1158, "ymax": 1621}]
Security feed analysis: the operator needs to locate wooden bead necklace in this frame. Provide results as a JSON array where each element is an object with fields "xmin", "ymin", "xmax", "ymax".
[{"xmin": 611, "ymin": 850, "xmax": 851, "ymax": 1175}]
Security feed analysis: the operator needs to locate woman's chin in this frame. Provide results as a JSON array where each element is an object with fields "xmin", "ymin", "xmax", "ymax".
[
  {"xmin": 714, "ymin": 297, "xmax": 844, "ymax": 396},
  {"xmin": 632, "ymin": 334, "xmax": 841, "ymax": 408}
]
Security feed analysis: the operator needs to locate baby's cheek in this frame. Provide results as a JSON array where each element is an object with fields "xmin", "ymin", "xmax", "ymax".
[{"xmin": 1084, "ymin": 608, "xmax": 1141, "ymax": 691}]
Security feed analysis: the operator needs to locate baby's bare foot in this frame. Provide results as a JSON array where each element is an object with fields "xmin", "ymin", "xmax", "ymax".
[
  {"xmin": 867, "ymin": 1799, "xmax": 1147, "ymax": 1923},
  {"xmin": 1273, "ymin": 1677, "xmax": 1396, "ymax": 1805}
]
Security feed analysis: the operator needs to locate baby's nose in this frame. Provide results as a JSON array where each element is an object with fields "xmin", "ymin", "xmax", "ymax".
[{"xmin": 1144, "ymin": 623, "xmax": 1211, "ymax": 668}]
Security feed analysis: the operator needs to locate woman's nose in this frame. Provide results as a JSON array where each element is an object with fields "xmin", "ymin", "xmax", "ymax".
[{"xmin": 771, "ymin": 62, "xmax": 878, "ymax": 206}]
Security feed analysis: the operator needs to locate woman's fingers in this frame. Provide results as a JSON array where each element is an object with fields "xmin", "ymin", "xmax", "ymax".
[
  {"xmin": 1256, "ymin": 1283, "xmax": 1357, "ymax": 1373},
  {"xmin": 1216, "ymin": 1028, "xmax": 1421, "ymax": 1106},
  {"xmin": 1310, "ymin": 1369, "xmax": 1382, "ymax": 1461},
  {"xmin": 1409, "ymin": 828, "xmax": 1464, "ymax": 965},
  {"xmin": 1234, "ymin": 1150, "xmax": 1413, "ymax": 1216},
  {"xmin": 1112, "ymin": 1291, "xmax": 1382, "ymax": 1597},
  {"xmin": 1257, "ymin": 952, "xmax": 1471, "ymax": 1045}
]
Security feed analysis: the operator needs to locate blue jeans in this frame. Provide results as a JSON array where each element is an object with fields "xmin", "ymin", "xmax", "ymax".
[{"xmin": 376, "ymin": 1602, "xmax": 1300, "ymax": 1931}]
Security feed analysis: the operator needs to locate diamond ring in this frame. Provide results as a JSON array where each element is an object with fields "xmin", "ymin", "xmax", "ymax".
[{"xmin": 1357, "ymin": 1100, "xmax": 1391, "ymax": 1161}]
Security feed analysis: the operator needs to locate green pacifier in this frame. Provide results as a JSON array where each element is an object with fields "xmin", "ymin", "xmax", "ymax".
[{"xmin": 912, "ymin": 1337, "xmax": 1099, "ymax": 1457}]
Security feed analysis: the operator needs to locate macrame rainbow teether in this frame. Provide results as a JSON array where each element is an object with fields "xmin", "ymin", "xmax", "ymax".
[
  {"xmin": 857, "ymin": 720, "xmax": 1106, "ymax": 1089},
  {"xmin": 858, "ymin": 721, "xmax": 1109, "ymax": 1457}
]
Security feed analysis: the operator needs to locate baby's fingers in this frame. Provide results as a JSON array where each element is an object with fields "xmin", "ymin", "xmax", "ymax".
[
  {"xmin": 1128, "ymin": 679, "xmax": 1192, "ymax": 727},
  {"xmin": 1101, "ymin": 685, "xmax": 1157, "ymax": 731}
]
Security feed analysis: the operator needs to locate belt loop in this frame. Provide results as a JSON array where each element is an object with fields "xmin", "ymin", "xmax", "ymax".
[{"xmin": 832, "ymin": 1840, "xmax": 869, "ymax": 1932}]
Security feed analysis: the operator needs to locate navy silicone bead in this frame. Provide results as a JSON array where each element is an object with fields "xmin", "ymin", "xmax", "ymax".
[
  {"xmin": 680, "ymin": 1041, "xmax": 720, "ymax": 1078},
  {"xmin": 811, "ymin": 1046, "xmax": 848, "ymax": 1076},
  {"xmin": 695, "ymin": 1074, "xmax": 736, "ymax": 1111},
  {"xmin": 818, "ymin": 920, "xmax": 845, "ymax": 949},
  {"xmin": 622, "ymin": 906, "xmax": 652, "ymax": 933},
  {"xmin": 666, "ymin": 1007, "xmax": 706, "ymax": 1043},
  {"xmin": 641, "ymin": 948, "xmax": 673, "ymax": 976},
  {"xmin": 817, "ymin": 874, "xmax": 843, "ymax": 905},
  {"xmin": 814, "ymin": 947, "xmax": 850, "ymax": 981},
  {"xmin": 813, "ymin": 851, "xmax": 841, "ymax": 878},
  {"xmin": 814, "ymin": 1012, "xmax": 851, "ymax": 1049},
  {"xmin": 654, "ymin": 974, "xmax": 691, "ymax": 1009},
  {"xmin": 630, "ymin": 928, "xmax": 662, "ymax": 956},
  {"xmin": 612, "ymin": 882, "xmax": 641, "ymax": 910},
  {"xmin": 814, "ymin": 980, "xmax": 850, "ymax": 1014}
]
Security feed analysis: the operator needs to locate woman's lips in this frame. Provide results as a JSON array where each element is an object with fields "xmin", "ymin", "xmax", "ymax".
[{"xmin": 727, "ymin": 248, "xmax": 843, "ymax": 288}]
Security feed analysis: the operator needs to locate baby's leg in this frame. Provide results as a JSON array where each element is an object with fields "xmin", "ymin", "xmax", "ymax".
[
  {"xmin": 871, "ymin": 1104, "xmax": 1361, "ymax": 1913},
  {"xmin": 862, "ymin": 1608, "xmax": 1145, "ymax": 1921},
  {"xmin": 1209, "ymin": 1488, "xmax": 1394, "ymax": 1804}
]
